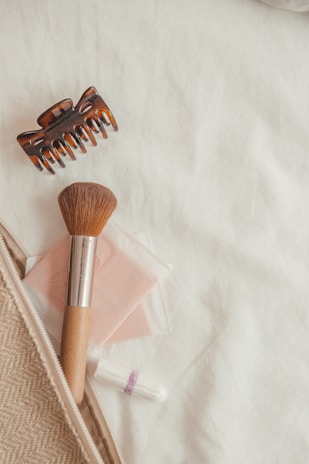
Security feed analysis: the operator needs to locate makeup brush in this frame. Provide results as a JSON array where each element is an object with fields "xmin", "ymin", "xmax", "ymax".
[{"xmin": 58, "ymin": 182, "xmax": 117, "ymax": 404}]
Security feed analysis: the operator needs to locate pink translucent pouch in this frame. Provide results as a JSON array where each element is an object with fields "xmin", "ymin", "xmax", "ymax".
[{"xmin": 23, "ymin": 221, "xmax": 171, "ymax": 349}]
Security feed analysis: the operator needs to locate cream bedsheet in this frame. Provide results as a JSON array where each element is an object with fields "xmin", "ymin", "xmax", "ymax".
[{"xmin": 1, "ymin": 0, "xmax": 309, "ymax": 462}]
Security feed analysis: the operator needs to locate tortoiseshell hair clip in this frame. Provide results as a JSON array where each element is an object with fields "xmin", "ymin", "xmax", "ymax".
[{"xmin": 17, "ymin": 86, "xmax": 118, "ymax": 174}]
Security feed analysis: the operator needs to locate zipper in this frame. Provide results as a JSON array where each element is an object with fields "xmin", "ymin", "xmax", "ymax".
[
  {"xmin": 0, "ymin": 233, "xmax": 124, "ymax": 464},
  {"xmin": 85, "ymin": 378, "xmax": 126, "ymax": 464}
]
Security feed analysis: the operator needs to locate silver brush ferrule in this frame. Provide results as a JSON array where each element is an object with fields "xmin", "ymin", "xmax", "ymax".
[{"xmin": 66, "ymin": 235, "xmax": 97, "ymax": 307}]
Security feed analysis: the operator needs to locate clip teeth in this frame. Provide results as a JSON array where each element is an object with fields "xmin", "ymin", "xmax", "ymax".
[{"xmin": 64, "ymin": 132, "xmax": 78, "ymax": 149}]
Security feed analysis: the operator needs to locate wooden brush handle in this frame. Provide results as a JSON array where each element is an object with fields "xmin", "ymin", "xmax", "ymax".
[{"xmin": 60, "ymin": 306, "xmax": 90, "ymax": 405}]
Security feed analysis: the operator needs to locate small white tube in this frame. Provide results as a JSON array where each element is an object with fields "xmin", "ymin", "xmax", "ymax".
[{"xmin": 94, "ymin": 359, "xmax": 168, "ymax": 402}]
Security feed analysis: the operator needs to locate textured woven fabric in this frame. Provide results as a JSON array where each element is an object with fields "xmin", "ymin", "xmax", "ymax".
[{"xmin": 0, "ymin": 270, "xmax": 90, "ymax": 464}]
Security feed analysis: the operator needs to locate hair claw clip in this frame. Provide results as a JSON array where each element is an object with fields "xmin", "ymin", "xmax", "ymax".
[{"xmin": 17, "ymin": 86, "xmax": 118, "ymax": 174}]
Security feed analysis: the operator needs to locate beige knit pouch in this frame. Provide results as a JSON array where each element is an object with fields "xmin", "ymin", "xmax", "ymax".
[
  {"xmin": 0, "ymin": 223, "xmax": 124, "ymax": 464},
  {"xmin": 0, "ymin": 266, "xmax": 92, "ymax": 463}
]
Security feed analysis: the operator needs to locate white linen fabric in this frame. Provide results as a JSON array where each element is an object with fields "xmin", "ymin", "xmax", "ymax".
[
  {"xmin": 1, "ymin": 0, "xmax": 309, "ymax": 463},
  {"xmin": 260, "ymin": 0, "xmax": 309, "ymax": 11}
]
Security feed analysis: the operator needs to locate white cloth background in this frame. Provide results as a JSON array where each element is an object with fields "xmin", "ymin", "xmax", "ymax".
[
  {"xmin": 260, "ymin": 0, "xmax": 309, "ymax": 11},
  {"xmin": 1, "ymin": 0, "xmax": 309, "ymax": 462}
]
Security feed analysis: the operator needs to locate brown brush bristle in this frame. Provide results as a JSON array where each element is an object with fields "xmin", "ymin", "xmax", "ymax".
[{"xmin": 58, "ymin": 182, "xmax": 117, "ymax": 236}]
